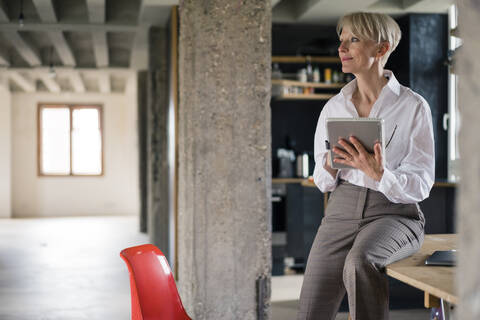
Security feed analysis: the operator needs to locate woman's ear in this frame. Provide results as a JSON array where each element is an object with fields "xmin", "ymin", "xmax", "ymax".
[{"xmin": 376, "ymin": 42, "xmax": 390, "ymax": 58}]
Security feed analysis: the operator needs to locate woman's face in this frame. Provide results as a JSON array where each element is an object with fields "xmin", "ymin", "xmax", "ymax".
[{"xmin": 338, "ymin": 26, "xmax": 381, "ymax": 75}]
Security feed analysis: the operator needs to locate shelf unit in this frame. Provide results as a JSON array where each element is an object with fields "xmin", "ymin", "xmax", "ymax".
[
  {"xmin": 272, "ymin": 79, "xmax": 345, "ymax": 100},
  {"xmin": 272, "ymin": 79, "xmax": 345, "ymax": 89},
  {"xmin": 272, "ymin": 56, "xmax": 343, "ymax": 100}
]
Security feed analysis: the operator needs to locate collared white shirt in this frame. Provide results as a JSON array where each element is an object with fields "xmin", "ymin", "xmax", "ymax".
[{"xmin": 313, "ymin": 70, "xmax": 435, "ymax": 204}]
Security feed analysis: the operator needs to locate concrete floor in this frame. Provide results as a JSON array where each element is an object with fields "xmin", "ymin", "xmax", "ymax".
[
  {"xmin": 0, "ymin": 216, "xmax": 147, "ymax": 320},
  {"xmin": 0, "ymin": 216, "xmax": 430, "ymax": 319}
]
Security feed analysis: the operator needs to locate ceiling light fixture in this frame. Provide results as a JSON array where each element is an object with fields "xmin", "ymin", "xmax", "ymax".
[{"xmin": 19, "ymin": 0, "xmax": 25, "ymax": 27}]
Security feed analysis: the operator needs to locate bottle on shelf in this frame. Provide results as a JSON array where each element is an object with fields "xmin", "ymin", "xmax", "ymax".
[
  {"xmin": 313, "ymin": 67, "xmax": 320, "ymax": 83},
  {"xmin": 324, "ymin": 68, "xmax": 332, "ymax": 84},
  {"xmin": 272, "ymin": 63, "xmax": 283, "ymax": 80},
  {"xmin": 297, "ymin": 68, "xmax": 307, "ymax": 82},
  {"xmin": 306, "ymin": 56, "xmax": 313, "ymax": 82},
  {"xmin": 332, "ymin": 70, "xmax": 340, "ymax": 83}
]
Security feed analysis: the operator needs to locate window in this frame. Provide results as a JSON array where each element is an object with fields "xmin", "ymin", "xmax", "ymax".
[{"xmin": 38, "ymin": 104, "xmax": 103, "ymax": 176}]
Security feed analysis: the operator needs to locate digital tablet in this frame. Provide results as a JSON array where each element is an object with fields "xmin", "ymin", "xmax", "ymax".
[
  {"xmin": 424, "ymin": 250, "xmax": 456, "ymax": 266},
  {"xmin": 326, "ymin": 118, "xmax": 385, "ymax": 169}
]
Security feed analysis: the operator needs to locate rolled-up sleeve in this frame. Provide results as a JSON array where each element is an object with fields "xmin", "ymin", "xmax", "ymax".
[
  {"xmin": 313, "ymin": 106, "xmax": 340, "ymax": 192},
  {"xmin": 377, "ymin": 101, "xmax": 435, "ymax": 203}
]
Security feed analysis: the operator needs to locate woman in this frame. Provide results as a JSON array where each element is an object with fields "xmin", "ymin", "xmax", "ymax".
[{"xmin": 297, "ymin": 12, "xmax": 435, "ymax": 320}]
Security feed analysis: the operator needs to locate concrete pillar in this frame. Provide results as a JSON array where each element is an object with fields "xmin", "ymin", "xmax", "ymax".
[
  {"xmin": 137, "ymin": 71, "xmax": 148, "ymax": 232},
  {"xmin": 146, "ymin": 27, "xmax": 174, "ymax": 263},
  {"xmin": 457, "ymin": 2, "xmax": 480, "ymax": 319},
  {"xmin": 0, "ymin": 75, "xmax": 11, "ymax": 218},
  {"xmin": 178, "ymin": 1, "xmax": 272, "ymax": 319}
]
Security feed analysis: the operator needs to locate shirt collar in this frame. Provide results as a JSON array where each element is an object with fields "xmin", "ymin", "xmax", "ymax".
[{"xmin": 341, "ymin": 69, "xmax": 401, "ymax": 99}]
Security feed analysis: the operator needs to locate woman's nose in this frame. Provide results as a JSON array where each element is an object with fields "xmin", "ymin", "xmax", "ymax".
[{"xmin": 338, "ymin": 42, "xmax": 348, "ymax": 52}]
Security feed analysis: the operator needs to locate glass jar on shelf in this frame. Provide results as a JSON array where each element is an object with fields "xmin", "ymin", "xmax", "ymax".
[
  {"xmin": 272, "ymin": 63, "xmax": 282, "ymax": 80},
  {"xmin": 297, "ymin": 68, "xmax": 307, "ymax": 83}
]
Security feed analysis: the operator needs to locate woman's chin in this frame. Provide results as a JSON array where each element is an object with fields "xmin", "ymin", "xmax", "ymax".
[{"xmin": 341, "ymin": 66, "xmax": 352, "ymax": 74}]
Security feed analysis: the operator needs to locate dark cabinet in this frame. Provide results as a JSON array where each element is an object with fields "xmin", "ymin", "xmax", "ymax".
[{"xmin": 388, "ymin": 14, "xmax": 449, "ymax": 180}]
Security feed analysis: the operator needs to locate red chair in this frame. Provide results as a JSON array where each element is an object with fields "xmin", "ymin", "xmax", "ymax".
[{"xmin": 120, "ymin": 244, "xmax": 192, "ymax": 320}]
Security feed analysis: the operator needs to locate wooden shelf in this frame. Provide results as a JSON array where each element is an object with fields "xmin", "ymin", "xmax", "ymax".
[
  {"xmin": 272, "ymin": 56, "xmax": 341, "ymax": 64},
  {"xmin": 275, "ymin": 93, "xmax": 335, "ymax": 100},
  {"xmin": 272, "ymin": 79, "xmax": 346, "ymax": 89}
]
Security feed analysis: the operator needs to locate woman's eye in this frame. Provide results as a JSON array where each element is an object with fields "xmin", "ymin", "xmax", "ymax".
[{"xmin": 351, "ymin": 37, "xmax": 359, "ymax": 42}]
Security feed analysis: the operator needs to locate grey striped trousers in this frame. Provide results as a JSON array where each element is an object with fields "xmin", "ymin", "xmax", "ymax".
[{"xmin": 297, "ymin": 180, "xmax": 425, "ymax": 320}]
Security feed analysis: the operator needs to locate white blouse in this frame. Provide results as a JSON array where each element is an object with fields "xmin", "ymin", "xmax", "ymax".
[{"xmin": 313, "ymin": 70, "xmax": 435, "ymax": 204}]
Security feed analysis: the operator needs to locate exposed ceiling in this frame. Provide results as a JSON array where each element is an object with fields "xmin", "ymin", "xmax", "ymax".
[
  {"xmin": 0, "ymin": 0, "xmax": 454, "ymax": 93},
  {"xmin": 272, "ymin": 0, "xmax": 455, "ymax": 24},
  {"xmin": 0, "ymin": 0, "xmax": 174, "ymax": 93}
]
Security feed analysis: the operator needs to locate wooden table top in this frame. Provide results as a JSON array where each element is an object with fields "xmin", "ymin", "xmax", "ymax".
[{"xmin": 386, "ymin": 234, "xmax": 458, "ymax": 304}]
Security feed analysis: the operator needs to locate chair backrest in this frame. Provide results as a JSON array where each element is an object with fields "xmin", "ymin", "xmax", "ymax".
[{"xmin": 120, "ymin": 244, "xmax": 191, "ymax": 320}]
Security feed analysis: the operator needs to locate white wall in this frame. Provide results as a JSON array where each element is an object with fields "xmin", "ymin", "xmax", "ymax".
[
  {"xmin": 11, "ymin": 92, "xmax": 139, "ymax": 217},
  {"xmin": 0, "ymin": 76, "xmax": 12, "ymax": 218}
]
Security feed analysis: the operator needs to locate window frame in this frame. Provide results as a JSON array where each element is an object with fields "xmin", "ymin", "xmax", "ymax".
[{"xmin": 37, "ymin": 103, "xmax": 104, "ymax": 177}]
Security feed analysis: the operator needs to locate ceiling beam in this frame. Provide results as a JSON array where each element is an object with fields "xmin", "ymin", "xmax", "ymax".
[
  {"xmin": 86, "ymin": 0, "xmax": 105, "ymax": 24},
  {"xmin": 32, "ymin": 0, "xmax": 76, "ymax": 66},
  {"xmin": 7, "ymin": 66, "xmax": 131, "ymax": 75},
  {"xmin": 0, "ymin": 54, "xmax": 9, "ymax": 66},
  {"xmin": 92, "ymin": 32, "xmax": 109, "ymax": 67},
  {"xmin": 8, "ymin": 72, "xmax": 36, "ymax": 92},
  {"xmin": 130, "ymin": 27, "xmax": 149, "ymax": 70},
  {"xmin": 272, "ymin": 0, "xmax": 282, "ymax": 8},
  {"xmin": 98, "ymin": 73, "xmax": 110, "ymax": 93},
  {"xmin": 0, "ymin": 0, "xmax": 9, "ymax": 22},
  {"xmin": 402, "ymin": 0, "xmax": 454, "ymax": 12},
  {"xmin": 2, "ymin": 31, "xmax": 41, "ymax": 66},
  {"xmin": 86, "ymin": 0, "xmax": 109, "ymax": 68},
  {"xmin": 68, "ymin": 72, "xmax": 86, "ymax": 93},
  {"xmin": 403, "ymin": 0, "xmax": 423, "ymax": 8},
  {"xmin": 0, "ymin": 48, "xmax": 9, "ymax": 66},
  {"xmin": 0, "ymin": 22, "xmax": 137, "ymax": 32},
  {"xmin": 295, "ymin": 0, "xmax": 380, "ymax": 24},
  {"xmin": 130, "ymin": 0, "xmax": 149, "ymax": 70},
  {"xmin": 38, "ymin": 73, "xmax": 61, "ymax": 92},
  {"xmin": 130, "ymin": 0, "xmax": 178, "ymax": 70},
  {"xmin": 31, "ymin": 0, "xmax": 57, "ymax": 22},
  {"xmin": 47, "ymin": 32, "xmax": 76, "ymax": 66}
]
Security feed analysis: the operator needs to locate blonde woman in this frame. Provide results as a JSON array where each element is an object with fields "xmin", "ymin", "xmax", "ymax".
[{"xmin": 297, "ymin": 12, "xmax": 435, "ymax": 320}]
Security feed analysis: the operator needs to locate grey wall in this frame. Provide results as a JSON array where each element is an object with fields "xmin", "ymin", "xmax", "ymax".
[
  {"xmin": 177, "ymin": 0, "xmax": 272, "ymax": 319},
  {"xmin": 457, "ymin": 1, "xmax": 480, "ymax": 319}
]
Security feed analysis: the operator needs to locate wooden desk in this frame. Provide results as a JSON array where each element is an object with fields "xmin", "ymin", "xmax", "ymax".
[{"xmin": 386, "ymin": 234, "xmax": 457, "ymax": 318}]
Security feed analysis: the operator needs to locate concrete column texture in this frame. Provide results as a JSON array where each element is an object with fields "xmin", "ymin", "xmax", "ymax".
[
  {"xmin": 137, "ymin": 71, "xmax": 148, "ymax": 233},
  {"xmin": 146, "ymin": 28, "xmax": 174, "ymax": 263},
  {"xmin": 457, "ymin": 1, "xmax": 480, "ymax": 319},
  {"xmin": 178, "ymin": 1, "xmax": 272, "ymax": 319}
]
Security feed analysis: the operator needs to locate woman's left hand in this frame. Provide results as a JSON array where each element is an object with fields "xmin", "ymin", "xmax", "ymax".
[{"xmin": 333, "ymin": 136, "xmax": 384, "ymax": 181}]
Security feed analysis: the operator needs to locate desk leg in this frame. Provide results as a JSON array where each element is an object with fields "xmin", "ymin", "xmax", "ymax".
[{"xmin": 429, "ymin": 299, "xmax": 454, "ymax": 320}]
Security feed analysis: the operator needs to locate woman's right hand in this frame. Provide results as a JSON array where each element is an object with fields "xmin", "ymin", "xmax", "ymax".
[{"xmin": 324, "ymin": 151, "xmax": 339, "ymax": 179}]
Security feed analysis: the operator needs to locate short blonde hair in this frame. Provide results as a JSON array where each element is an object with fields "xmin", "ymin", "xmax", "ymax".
[{"xmin": 336, "ymin": 12, "xmax": 401, "ymax": 67}]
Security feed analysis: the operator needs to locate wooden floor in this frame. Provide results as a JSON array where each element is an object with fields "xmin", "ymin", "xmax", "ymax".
[{"xmin": 0, "ymin": 216, "xmax": 430, "ymax": 319}]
